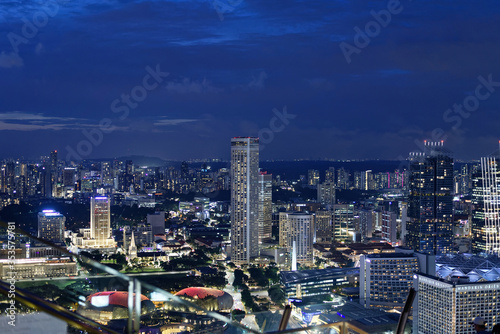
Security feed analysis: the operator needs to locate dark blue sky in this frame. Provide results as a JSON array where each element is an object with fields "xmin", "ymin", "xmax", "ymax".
[{"xmin": 1, "ymin": 0, "xmax": 500, "ymax": 161}]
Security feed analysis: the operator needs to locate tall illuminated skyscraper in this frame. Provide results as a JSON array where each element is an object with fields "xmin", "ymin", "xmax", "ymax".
[
  {"xmin": 90, "ymin": 196, "xmax": 114, "ymax": 248},
  {"xmin": 471, "ymin": 146, "xmax": 500, "ymax": 255},
  {"xmin": 230, "ymin": 137, "xmax": 259, "ymax": 264},
  {"xmin": 258, "ymin": 171, "xmax": 272, "ymax": 244},
  {"xmin": 406, "ymin": 141, "xmax": 453, "ymax": 255}
]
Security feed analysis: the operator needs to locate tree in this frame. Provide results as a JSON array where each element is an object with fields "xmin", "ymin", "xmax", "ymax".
[
  {"xmin": 268, "ymin": 285, "xmax": 285, "ymax": 305},
  {"xmin": 233, "ymin": 269, "xmax": 245, "ymax": 288},
  {"xmin": 248, "ymin": 266, "xmax": 268, "ymax": 287},
  {"xmin": 264, "ymin": 266, "xmax": 279, "ymax": 284}
]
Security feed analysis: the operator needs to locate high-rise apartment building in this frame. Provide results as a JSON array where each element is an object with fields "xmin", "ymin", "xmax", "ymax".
[
  {"xmin": 258, "ymin": 171, "xmax": 272, "ymax": 244},
  {"xmin": 279, "ymin": 212, "xmax": 314, "ymax": 266},
  {"xmin": 406, "ymin": 141, "xmax": 454, "ymax": 255},
  {"xmin": 471, "ymin": 151, "xmax": 500, "ymax": 255},
  {"xmin": 230, "ymin": 137, "xmax": 259, "ymax": 264},
  {"xmin": 38, "ymin": 210, "xmax": 66, "ymax": 244},
  {"xmin": 317, "ymin": 182, "xmax": 336, "ymax": 210},
  {"xmin": 308, "ymin": 169, "xmax": 320, "ymax": 186}
]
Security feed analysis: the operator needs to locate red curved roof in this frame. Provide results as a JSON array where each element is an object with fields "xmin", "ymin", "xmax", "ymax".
[
  {"xmin": 87, "ymin": 291, "xmax": 149, "ymax": 308},
  {"xmin": 175, "ymin": 287, "xmax": 225, "ymax": 299}
]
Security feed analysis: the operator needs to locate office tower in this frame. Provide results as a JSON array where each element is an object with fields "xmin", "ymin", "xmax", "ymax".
[
  {"xmin": 308, "ymin": 169, "xmax": 320, "ymax": 186},
  {"xmin": 63, "ymin": 167, "xmax": 76, "ymax": 187},
  {"xmin": 381, "ymin": 211, "xmax": 397, "ymax": 244},
  {"xmin": 279, "ymin": 212, "xmax": 314, "ymax": 266},
  {"xmin": 333, "ymin": 204, "xmax": 354, "ymax": 243},
  {"xmin": 406, "ymin": 141, "xmax": 453, "ymax": 255},
  {"xmin": 359, "ymin": 209, "xmax": 374, "ymax": 240},
  {"xmin": 471, "ymin": 150, "xmax": 500, "ymax": 255},
  {"xmin": 315, "ymin": 210, "xmax": 334, "ymax": 244},
  {"xmin": 258, "ymin": 171, "xmax": 272, "ymax": 244},
  {"xmin": 147, "ymin": 211, "xmax": 166, "ymax": 236},
  {"xmin": 414, "ymin": 274, "xmax": 500, "ymax": 334},
  {"xmin": 230, "ymin": 137, "xmax": 259, "ymax": 264},
  {"xmin": 38, "ymin": 210, "xmax": 66, "ymax": 244},
  {"xmin": 360, "ymin": 253, "xmax": 420, "ymax": 310},
  {"xmin": 90, "ymin": 196, "xmax": 114, "ymax": 248}
]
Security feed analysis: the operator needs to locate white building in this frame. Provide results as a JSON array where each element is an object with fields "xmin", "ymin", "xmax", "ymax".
[
  {"xmin": 360, "ymin": 252, "xmax": 420, "ymax": 310},
  {"xmin": 230, "ymin": 137, "xmax": 259, "ymax": 264},
  {"xmin": 279, "ymin": 212, "xmax": 314, "ymax": 266},
  {"xmin": 414, "ymin": 274, "xmax": 500, "ymax": 334}
]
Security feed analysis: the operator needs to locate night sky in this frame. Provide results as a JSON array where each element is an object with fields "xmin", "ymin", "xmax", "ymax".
[{"xmin": 1, "ymin": 0, "xmax": 500, "ymax": 161}]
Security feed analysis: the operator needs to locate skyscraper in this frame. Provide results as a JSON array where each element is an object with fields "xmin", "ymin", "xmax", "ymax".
[
  {"xmin": 38, "ymin": 210, "xmax": 66, "ymax": 244},
  {"xmin": 90, "ymin": 196, "xmax": 115, "ymax": 248},
  {"xmin": 406, "ymin": 141, "xmax": 453, "ymax": 255},
  {"xmin": 333, "ymin": 204, "xmax": 354, "ymax": 243},
  {"xmin": 258, "ymin": 171, "xmax": 272, "ymax": 244},
  {"xmin": 315, "ymin": 210, "xmax": 334, "ymax": 244},
  {"xmin": 230, "ymin": 137, "xmax": 259, "ymax": 264},
  {"xmin": 471, "ymin": 148, "xmax": 500, "ymax": 255}
]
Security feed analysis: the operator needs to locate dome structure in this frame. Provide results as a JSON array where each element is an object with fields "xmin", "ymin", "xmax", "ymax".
[
  {"xmin": 78, "ymin": 291, "xmax": 155, "ymax": 324},
  {"xmin": 175, "ymin": 287, "xmax": 233, "ymax": 311}
]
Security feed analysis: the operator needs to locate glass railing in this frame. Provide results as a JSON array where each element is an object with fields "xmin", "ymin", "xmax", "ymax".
[{"xmin": 0, "ymin": 221, "xmax": 410, "ymax": 334}]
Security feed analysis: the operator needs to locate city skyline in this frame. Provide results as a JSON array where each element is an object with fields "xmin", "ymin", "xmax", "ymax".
[{"xmin": 1, "ymin": 1, "xmax": 500, "ymax": 161}]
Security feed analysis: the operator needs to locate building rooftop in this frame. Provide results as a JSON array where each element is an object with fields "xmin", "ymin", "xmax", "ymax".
[{"xmin": 280, "ymin": 267, "xmax": 359, "ymax": 284}]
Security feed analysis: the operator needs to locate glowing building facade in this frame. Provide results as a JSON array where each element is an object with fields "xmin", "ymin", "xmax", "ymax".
[
  {"xmin": 38, "ymin": 209, "xmax": 66, "ymax": 244},
  {"xmin": 90, "ymin": 196, "xmax": 115, "ymax": 248},
  {"xmin": 279, "ymin": 212, "xmax": 314, "ymax": 266},
  {"xmin": 406, "ymin": 141, "xmax": 454, "ymax": 255},
  {"xmin": 230, "ymin": 137, "xmax": 259, "ymax": 264},
  {"xmin": 471, "ymin": 154, "xmax": 500, "ymax": 255}
]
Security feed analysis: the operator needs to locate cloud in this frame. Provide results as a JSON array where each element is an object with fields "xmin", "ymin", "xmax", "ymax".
[
  {"xmin": 154, "ymin": 118, "xmax": 200, "ymax": 126},
  {"xmin": 0, "ymin": 111, "xmax": 129, "ymax": 132},
  {"xmin": 0, "ymin": 52, "xmax": 23, "ymax": 68},
  {"xmin": 165, "ymin": 78, "xmax": 224, "ymax": 94}
]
